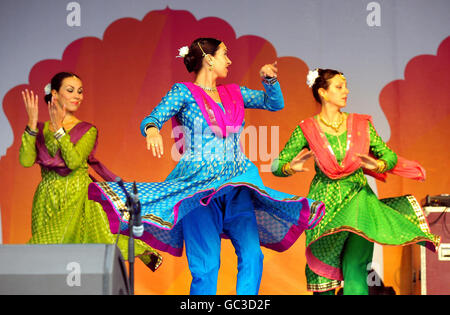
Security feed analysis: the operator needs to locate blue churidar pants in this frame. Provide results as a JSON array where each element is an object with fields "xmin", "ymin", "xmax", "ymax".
[{"xmin": 182, "ymin": 188, "xmax": 264, "ymax": 295}]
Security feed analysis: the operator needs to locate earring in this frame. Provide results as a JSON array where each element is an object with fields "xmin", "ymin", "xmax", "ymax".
[{"xmin": 209, "ymin": 63, "xmax": 214, "ymax": 71}]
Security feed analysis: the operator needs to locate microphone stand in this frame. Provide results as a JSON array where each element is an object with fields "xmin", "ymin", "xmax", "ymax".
[
  {"xmin": 115, "ymin": 178, "xmax": 136, "ymax": 295},
  {"xmin": 127, "ymin": 198, "xmax": 135, "ymax": 296},
  {"xmin": 127, "ymin": 182, "xmax": 143, "ymax": 295}
]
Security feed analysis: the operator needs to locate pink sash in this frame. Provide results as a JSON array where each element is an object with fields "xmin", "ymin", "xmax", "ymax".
[
  {"xmin": 299, "ymin": 113, "xmax": 425, "ymax": 181},
  {"xmin": 171, "ymin": 82, "xmax": 245, "ymax": 154}
]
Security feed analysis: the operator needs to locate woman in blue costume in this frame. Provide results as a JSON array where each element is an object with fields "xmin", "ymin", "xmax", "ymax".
[{"xmin": 89, "ymin": 38, "xmax": 325, "ymax": 294}]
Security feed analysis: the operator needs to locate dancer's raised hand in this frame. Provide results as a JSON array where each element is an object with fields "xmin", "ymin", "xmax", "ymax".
[
  {"xmin": 47, "ymin": 96, "xmax": 66, "ymax": 131},
  {"xmin": 259, "ymin": 61, "xmax": 278, "ymax": 78},
  {"xmin": 22, "ymin": 89, "xmax": 39, "ymax": 130}
]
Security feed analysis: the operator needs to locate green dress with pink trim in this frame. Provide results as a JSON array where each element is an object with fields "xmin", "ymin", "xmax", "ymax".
[
  {"xmin": 19, "ymin": 121, "xmax": 162, "ymax": 271},
  {"xmin": 272, "ymin": 114, "xmax": 440, "ymax": 292}
]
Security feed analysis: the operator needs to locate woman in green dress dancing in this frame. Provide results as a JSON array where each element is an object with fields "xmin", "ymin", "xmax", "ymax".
[
  {"xmin": 19, "ymin": 72, "xmax": 161, "ymax": 271},
  {"xmin": 272, "ymin": 68, "xmax": 440, "ymax": 295}
]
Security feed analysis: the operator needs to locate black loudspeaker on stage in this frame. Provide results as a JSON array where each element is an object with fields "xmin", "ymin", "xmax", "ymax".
[{"xmin": 0, "ymin": 244, "xmax": 129, "ymax": 295}]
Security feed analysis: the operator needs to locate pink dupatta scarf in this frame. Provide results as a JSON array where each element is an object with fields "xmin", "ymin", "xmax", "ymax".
[
  {"xmin": 171, "ymin": 82, "xmax": 245, "ymax": 155},
  {"xmin": 299, "ymin": 113, "xmax": 426, "ymax": 181},
  {"xmin": 35, "ymin": 121, "xmax": 117, "ymax": 181}
]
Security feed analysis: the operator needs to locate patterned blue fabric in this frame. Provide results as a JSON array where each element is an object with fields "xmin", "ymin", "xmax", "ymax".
[{"xmin": 90, "ymin": 81, "xmax": 323, "ymax": 256}]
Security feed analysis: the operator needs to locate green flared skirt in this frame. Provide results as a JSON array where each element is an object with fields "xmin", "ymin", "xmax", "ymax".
[
  {"xmin": 28, "ymin": 168, "xmax": 162, "ymax": 271},
  {"xmin": 304, "ymin": 171, "xmax": 440, "ymax": 292}
]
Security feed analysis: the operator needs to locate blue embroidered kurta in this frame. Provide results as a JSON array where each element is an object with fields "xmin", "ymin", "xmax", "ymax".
[{"xmin": 88, "ymin": 81, "xmax": 324, "ymax": 256}]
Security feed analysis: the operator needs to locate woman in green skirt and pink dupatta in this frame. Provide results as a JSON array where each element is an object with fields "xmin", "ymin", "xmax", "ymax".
[
  {"xmin": 272, "ymin": 68, "xmax": 440, "ymax": 295},
  {"xmin": 19, "ymin": 72, "xmax": 162, "ymax": 271}
]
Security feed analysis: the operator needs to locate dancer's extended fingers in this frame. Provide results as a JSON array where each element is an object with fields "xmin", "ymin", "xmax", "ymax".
[
  {"xmin": 154, "ymin": 143, "xmax": 162, "ymax": 158},
  {"xmin": 22, "ymin": 91, "xmax": 27, "ymax": 106},
  {"xmin": 150, "ymin": 142, "xmax": 156, "ymax": 157},
  {"xmin": 24, "ymin": 89, "xmax": 32, "ymax": 106}
]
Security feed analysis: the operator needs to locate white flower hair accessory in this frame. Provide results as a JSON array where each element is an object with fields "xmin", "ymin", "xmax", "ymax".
[
  {"xmin": 177, "ymin": 46, "xmax": 189, "ymax": 58},
  {"xmin": 44, "ymin": 83, "xmax": 52, "ymax": 95},
  {"xmin": 306, "ymin": 69, "xmax": 320, "ymax": 88}
]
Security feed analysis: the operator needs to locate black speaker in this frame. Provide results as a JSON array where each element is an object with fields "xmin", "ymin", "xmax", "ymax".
[
  {"xmin": 0, "ymin": 244, "xmax": 130, "ymax": 295},
  {"xmin": 419, "ymin": 207, "xmax": 450, "ymax": 295}
]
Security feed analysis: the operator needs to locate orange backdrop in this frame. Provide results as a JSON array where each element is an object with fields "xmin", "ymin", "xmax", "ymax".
[{"xmin": 0, "ymin": 8, "xmax": 448, "ymax": 294}]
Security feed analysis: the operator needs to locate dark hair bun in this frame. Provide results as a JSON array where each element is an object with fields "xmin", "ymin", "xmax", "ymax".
[
  {"xmin": 44, "ymin": 93, "xmax": 52, "ymax": 104},
  {"xmin": 183, "ymin": 54, "xmax": 198, "ymax": 73}
]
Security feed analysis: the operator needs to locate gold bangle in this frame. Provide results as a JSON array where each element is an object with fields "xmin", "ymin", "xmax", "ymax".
[
  {"xmin": 375, "ymin": 159, "xmax": 387, "ymax": 173},
  {"xmin": 282, "ymin": 162, "xmax": 296, "ymax": 176}
]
